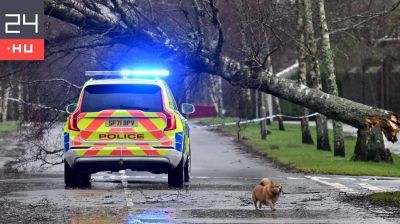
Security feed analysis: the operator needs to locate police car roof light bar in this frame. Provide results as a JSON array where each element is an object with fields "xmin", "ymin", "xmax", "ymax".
[{"xmin": 85, "ymin": 70, "xmax": 170, "ymax": 79}]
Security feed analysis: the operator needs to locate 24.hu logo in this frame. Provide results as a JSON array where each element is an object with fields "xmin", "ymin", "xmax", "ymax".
[{"xmin": 0, "ymin": 0, "xmax": 44, "ymax": 61}]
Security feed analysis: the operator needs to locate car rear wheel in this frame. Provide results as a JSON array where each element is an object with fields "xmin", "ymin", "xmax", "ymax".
[
  {"xmin": 64, "ymin": 161, "xmax": 77, "ymax": 188},
  {"xmin": 64, "ymin": 161, "xmax": 91, "ymax": 188},
  {"xmin": 168, "ymin": 157, "xmax": 184, "ymax": 188}
]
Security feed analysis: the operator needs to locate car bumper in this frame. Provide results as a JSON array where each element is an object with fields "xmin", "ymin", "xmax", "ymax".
[{"xmin": 64, "ymin": 148, "xmax": 182, "ymax": 174}]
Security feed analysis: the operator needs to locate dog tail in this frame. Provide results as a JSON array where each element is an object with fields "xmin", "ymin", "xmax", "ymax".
[{"xmin": 259, "ymin": 178, "xmax": 270, "ymax": 186}]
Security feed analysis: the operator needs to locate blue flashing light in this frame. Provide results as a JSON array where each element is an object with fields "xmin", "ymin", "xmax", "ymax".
[{"xmin": 121, "ymin": 69, "xmax": 170, "ymax": 78}]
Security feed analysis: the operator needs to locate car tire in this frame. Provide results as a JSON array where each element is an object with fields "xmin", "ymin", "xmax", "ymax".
[
  {"xmin": 78, "ymin": 172, "xmax": 91, "ymax": 188},
  {"xmin": 168, "ymin": 157, "xmax": 184, "ymax": 188},
  {"xmin": 64, "ymin": 161, "xmax": 78, "ymax": 188},
  {"xmin": 65, "ymin": 161, "xmax": 91, "ymax": 188},
  {"xmin": 184, "ymin": 152, "xmax": 191, "ymax": 182}
]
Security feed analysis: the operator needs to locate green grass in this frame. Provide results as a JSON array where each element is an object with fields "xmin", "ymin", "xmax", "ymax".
[
  {"xmin": 370, "ymin": 192, "xmax": 400, "ymax": 204},
  {"xmin": 0, "ymin": 121, "xmax": 19, "ymax": 138},
  {"xmin": 196, "ymin": 117, "xmax": 400, "ymax": 177}
]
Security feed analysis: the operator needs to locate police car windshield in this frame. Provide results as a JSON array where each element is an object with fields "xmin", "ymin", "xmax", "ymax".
[{"xmin": 81, "ymin": 84, "xmax": 163, "ymax": 112}]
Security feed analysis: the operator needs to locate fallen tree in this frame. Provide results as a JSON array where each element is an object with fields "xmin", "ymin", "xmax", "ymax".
[{"xmin": 43, "ymin": 0, "xmax": 400, "ymax": 161}]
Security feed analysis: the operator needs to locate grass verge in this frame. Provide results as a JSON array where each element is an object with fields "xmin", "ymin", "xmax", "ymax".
[
  {"xmin": 0, "ymin": 121, "xmax": 19, "ymax": 138},
  {"xmin": 196, "ymin": 117, "xmax": 400, "ymax": 177},
  {"xmin": 370, "ymin": 192, "xmax": 400, "ymax": 204}
]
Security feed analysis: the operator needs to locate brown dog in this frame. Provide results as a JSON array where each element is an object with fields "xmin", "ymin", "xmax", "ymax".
[{"xmin": 252, "ymin": 178, "xmax": 282, "ymax": 211}]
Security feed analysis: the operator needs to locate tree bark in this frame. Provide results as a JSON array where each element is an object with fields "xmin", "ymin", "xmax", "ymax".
[
  {"xmin": 43, "ymin": 0, "xmax": 400, "ymax": 145},
  {"xmin": 300, "ymin": 110, "xmax": 314, "ymax": 145},
  {"xmin": 317, "ymin": 0, "xmax": 346, "ymax": 157},
  {"xmin": 296, "ymin": 0, "xmax": 314, "ymax": 145},
  {"xmin": 304, "ymin": 0, "xmax": 330, "ymax": 151},
  {"xmin": 267, "ymin": 57, "xmax": 285, "ymax": 131},
  {"xmin": 17, "ymin": 82, "xmax": 24, "ymax": 121},
  {"xmin": 1, "ymin": 85, "xmax": 10, "ymax": 122},
  {"xmin": 273, "ymin": 96, "xmax": 285, "ymax": 131},
  {"xmin": 218, "ymin": 56, "xmax": 396, "ymax": 131},
  {"xmin": 217, "ymin": 76, "xmax": 224, "ymax": 116},
  {"xmin": 258, "ymin": 91, "xmax": 268, "ymax": 140},
  {"xmin": 239, "ymin": 88, "xmax": 250, "ymax": 119},
  {"xmin": 352, "ymin": 127, "xmax": 393, "ymax": 162},
  {"xmin": 208, "ymin": 75, "xmax": 224, "ymax": 116}
]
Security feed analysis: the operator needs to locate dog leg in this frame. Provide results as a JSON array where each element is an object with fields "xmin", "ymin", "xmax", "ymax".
[
  {"xmin": 267, "ymin": 200, "xmax": 276, "ymax": 211},
  {"xmin": 258, "ymin": 201, "xmax": 262, "ymax": 209},
  {"xmin": 253, "ymin": 200, "xmax": 258, "ymax": 210}
]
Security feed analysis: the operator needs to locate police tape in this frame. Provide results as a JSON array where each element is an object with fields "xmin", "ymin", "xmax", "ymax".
[{"xmin": 208, "ymin": 113, "xmax": 319, "ymax": 127}]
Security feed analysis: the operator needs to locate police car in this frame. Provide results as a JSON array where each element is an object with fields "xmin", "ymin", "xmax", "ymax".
[{"xmin": 64, "ymin": 70, "xmax": 194, "ymax": 188}]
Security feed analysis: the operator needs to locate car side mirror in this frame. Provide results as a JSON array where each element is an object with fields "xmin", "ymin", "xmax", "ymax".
[
  {"xmin": 66, "ymin": 103, "xmax": 77, "ymax": 114},
  {"xmin": 181, "ymin": 103, "xmax": 195, "ymax": 114}
]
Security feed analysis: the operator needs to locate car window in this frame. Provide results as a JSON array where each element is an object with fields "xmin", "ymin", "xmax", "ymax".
[{"xmin": 81, "ymin": 84, "xmax": 163, "ymax": 112}]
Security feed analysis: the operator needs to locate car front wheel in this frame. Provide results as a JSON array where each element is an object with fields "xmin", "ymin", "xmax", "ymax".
[{"xmin": 184, "ymin": 152, "xmax": 191, "ymax": 182}]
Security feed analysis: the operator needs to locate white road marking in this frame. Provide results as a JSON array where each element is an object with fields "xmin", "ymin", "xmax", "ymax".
[
  {"xmin": 312, "ymin": 176, "xmax": 331, "ymax": 180},
  {"xmin": 305, "ymin": 176, "xmax": 356, "ymax": 193},
  {"xmin": 337, "ymin": 177, "xmax": 356, "ymax": 181},
  {"xmin": 120, "ymin": 170, "xmax": 134, "ymax": 207},
  {"xmin": 287, "ymin": 177, "xmax": 306, "ymax": 180},
  {"xmin": 191, "ymin": 176, "xmax": 261, "ymax": 180},
  {"xmin": 357, "ymin": 183, "xmax": 384, "ymax": 192}
]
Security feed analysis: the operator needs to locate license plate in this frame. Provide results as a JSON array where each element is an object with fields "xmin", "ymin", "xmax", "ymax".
[{"xmin": 105, "ymin": 119, "xmax": 137, "ymax": 127}]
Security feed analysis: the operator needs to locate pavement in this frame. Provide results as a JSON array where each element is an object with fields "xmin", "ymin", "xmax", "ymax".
[{"xmin": 0, "ymin": 123, "xmax": 399, "ymax": 223}]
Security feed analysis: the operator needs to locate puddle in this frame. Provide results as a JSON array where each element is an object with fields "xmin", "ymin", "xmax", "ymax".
[{"xmin": 125, "ymin": 209, "xmax": 177, "ymax": 224}]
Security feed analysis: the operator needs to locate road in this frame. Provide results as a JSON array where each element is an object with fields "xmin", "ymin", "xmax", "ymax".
[{"xmin": 0, "ymin": 123, "xmax": 399, "ymax": 223}]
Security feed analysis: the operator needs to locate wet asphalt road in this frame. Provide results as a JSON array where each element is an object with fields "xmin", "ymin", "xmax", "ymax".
[{"xmin": 0, "ymin": 123, "xmax": 399, "ymax": 223}]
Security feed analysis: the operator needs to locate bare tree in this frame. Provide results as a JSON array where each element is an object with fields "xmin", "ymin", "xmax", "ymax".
[{"xmin": 40, "ymin": 0, "xmax": 400, "ymax": 162}]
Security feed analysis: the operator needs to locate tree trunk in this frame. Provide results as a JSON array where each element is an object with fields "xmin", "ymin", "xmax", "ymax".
[
  {"xmin": 0, "ymin": 84, "xmax": 3, "ymax": 122},
  {"xmin": 17, "ymin": 82, "xmax": 24, "ymax": 121},
  {"xmin": 238, "ymin": 88, "xmax": 247, "ymax": 119},
  {"xmin": 266, "ymin": 94, "xmax": 273, "ymax": 124},
  {"xmin": 44, "ymin": 1, "xmax": 400, "ymax": 146},
  {"xmin": 217, "ymin": 76, "xmax": 224, "ymax": 116},
  {"xmin": 208, "ymin": 75, "xmax": 224, "ymax": 117},
  {"xmin": 304, "ymin": 0, "xmax": 330, "ymax": 151},
  {"xmin": 208, "ymin": 75, "xmax": 220, "ymax": 116},
  {"xmin": 251, "ymin": 90, "xmax": 258, "ymax": 119},
  {"xmin": 1, "ymin": 85, "xmax": 10, "ymax": 122},
  {"xmin": 296, "ymin": 0, "xmax": 314, "ymax": 144},
  {"xmin": 317, "ymin": 0, "xmax": 346, "ymax": 156},
  {"xmin": 258, "ymin": 91, "xmax": 268, "ymax": 140},
  {"xmin": 246, "ymin": 89, "xmax": 253, "ymax": 119},
  {"xmin": 273, "ymin": 96, "xmax": 284, "ymax": 131},
  {"xmin": 301, "ymin": 109, "xmax": 314, "ymax": 145},
  {"xmin": 315, "ymin": 116, "xmax": 330, "ymax": 150},
  {"xmin": 332, "ymin": 121, "xmax": 345, "ymax": 156},
  {"xmin": 267, "ymin": 55, "xmax": 285, "ymax": 131},
  {"xmin": 352, "ymin": 127, "xmax": 393, "ymax": 162}
]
